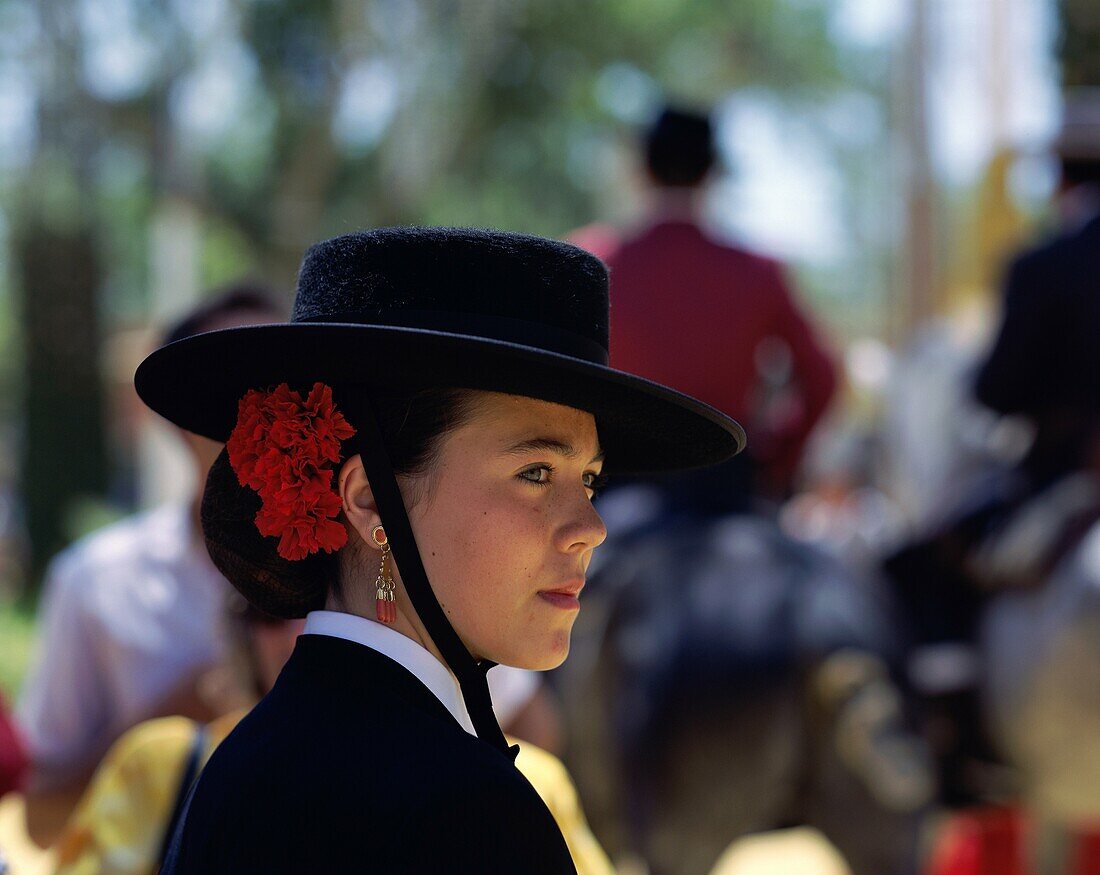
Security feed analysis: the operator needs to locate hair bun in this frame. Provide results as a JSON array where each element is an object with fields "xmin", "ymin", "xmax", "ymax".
[{"xmin": 202, "ymin": 449, "xmax": 331, "ymax": 619}]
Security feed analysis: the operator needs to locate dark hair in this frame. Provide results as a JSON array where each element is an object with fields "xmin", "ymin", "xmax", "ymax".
[
  {"xmin": 200, "ymin": 387, "xmax": 478, "ymax": 618},
  {"xmin": 223, "ymin": 592, "xmax": 288, "ymax": 702},
  {"xmin": 160, "ymin": 282, "xmax": 283, "ymax": 348},
  {"xmin": 644, "ymin": 106, "xmax": 716, "ymax": 188},
  {"xmin": 1061, "ymin": 156, "xmax": 1100, "ymax": 189}
]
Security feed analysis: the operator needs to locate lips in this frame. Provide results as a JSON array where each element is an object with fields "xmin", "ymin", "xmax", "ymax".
[
  {"xmin": 537, "ymin": 578, "xmax": 585, "ymax": 610},
  {"xmin": 539, "ymin": 578, "xmax": 585, "ymax": 598}
]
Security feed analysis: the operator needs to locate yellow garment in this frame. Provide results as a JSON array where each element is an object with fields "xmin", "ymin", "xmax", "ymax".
[
  {"xmin": 0, "ymin": 793, "xmax": 57, "ymax": 875},
  {"xmin": 53, "ymin": 712, "xmax": 240, "ymax": 875},
  {"xmin": 54, "ymin": 713, "xmax": 614, "ymax": 875},
  {"xmin": 513, "ymin": 739, "xmax": 616, "ymax": 875}
]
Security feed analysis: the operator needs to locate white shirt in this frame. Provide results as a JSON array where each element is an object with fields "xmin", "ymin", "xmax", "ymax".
[
  {"xmin": 17, "ymin": 503, "xmax": 231, "ymax": 790},
  {"xmin": 302, "ymin": 610, "xmax": 541, "ymax": 736}
]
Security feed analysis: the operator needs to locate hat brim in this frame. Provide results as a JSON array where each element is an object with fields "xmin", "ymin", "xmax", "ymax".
[{"xmin": 135, "ymin": 323, "xmax": 746, "ymax": 474}]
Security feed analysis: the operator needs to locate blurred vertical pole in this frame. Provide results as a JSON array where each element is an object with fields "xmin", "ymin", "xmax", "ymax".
[
  {"xmin": 945, "ymin": 0, "xmax": 1028, "ymax": 315},
  {"xmin": 139, "ymin": 197, "xmax": 202, "ymax": 510},
  {"xmin": 974, "ymin": 0, "xmax": 1027, "ymax": 298},
  {"xmin": 138, "ymin": 66, "xmax": 203, "ymax": 510},
  {"xmin": 900, "ymin": 0, "xmax": 938, "ymax": 336}
]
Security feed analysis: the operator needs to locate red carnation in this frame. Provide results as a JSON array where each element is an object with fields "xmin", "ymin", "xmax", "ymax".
[{"xmin": 226, "ymin": 382, "xmax": 356, "ymax": 561}]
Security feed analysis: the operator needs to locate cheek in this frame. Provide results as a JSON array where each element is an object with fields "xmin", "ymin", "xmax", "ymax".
[{"xmin": 414, "ymin": 490, "xmax": 550, "ymax": 622}]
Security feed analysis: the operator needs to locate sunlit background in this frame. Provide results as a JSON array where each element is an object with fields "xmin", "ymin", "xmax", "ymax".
[{"xmin": 1, "ymin": 0, "xmax": 1099, "ymax": 872}]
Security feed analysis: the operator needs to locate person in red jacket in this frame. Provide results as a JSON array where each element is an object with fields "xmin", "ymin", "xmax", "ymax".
[
  {"xmin": 0, "ymin": 694, "xmax": 27, "ymax": 801},
  {"xmin": 572, "ymin": 106, "xmax": 837, "ymax": 499}
]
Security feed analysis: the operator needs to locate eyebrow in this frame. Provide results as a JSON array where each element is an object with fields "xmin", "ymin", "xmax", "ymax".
[{"xmin": 503, "ymin": 437, "xmax": 606, "ymax": 464}]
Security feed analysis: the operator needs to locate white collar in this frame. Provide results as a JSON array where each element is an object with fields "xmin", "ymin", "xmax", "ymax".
[{"xmin": 302, "ymin": 610, "xmax": 475, "ymax": 736}]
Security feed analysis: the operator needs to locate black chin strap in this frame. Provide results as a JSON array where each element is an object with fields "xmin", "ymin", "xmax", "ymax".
[{"xmin": 348, "ymin": 395, "xmax": 513, "ymax": 758}]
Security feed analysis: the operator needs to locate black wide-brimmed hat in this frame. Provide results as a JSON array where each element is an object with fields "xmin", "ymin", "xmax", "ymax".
[{"xmin": 136, "ymin": 226, "xmax": 744, "ymax": 471}]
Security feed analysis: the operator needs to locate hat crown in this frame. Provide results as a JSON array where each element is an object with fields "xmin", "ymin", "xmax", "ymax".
[{"xmin": 292, "ymin": 227, "xmax": 609, "ymax": 363}]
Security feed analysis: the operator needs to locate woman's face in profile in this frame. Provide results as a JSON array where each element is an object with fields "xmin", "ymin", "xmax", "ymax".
[{"xmin": 408, "ymin": 391, "xmax": 607, "ymax": 670}]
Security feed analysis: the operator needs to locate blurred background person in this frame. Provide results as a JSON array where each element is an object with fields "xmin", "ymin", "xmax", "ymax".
[
  {"xmin": 885, "ymin": 90, "xmax": 1100, "ymax": 874},
  {"xmin": 0, "ymin": 693, "xmax": 26, "ymax": 873},
  {"xmin": 572, "ymin": 105, "xmax": 838, "ymax": 503},
  {"xmin": 974, "ymin": 88, "xmax": 1100, "ymax": 490},
  {"xmin": 15, "ymin": 287, "xmax": 284, "ymax": 847},
  {"xmin": 0, "ymin": 695, "xmax": 26, "ymax": 803},
  {"xmin": 52, "ymin": 596, "xmax": 304, "ymax": 875}
]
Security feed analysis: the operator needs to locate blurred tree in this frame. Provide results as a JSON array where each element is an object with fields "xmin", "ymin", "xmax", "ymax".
[
  {"xmin": 12, "ymin": 0, "xmax": 112, "ymax": 579},
  {"xmin": 1, "ymin": 0, "xmax": 858, "ymax": 585},
  {"xmin": 16, "ymin": 222, "xmax": 110, "ymax": 575}
]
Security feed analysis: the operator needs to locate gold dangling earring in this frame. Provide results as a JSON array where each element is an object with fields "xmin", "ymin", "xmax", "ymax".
[{"xmin": 372, "ymin": 525, "xmax": 397, "ymax": 624}]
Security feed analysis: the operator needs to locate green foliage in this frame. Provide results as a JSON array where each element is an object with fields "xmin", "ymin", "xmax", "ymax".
[
  {"xmin": 2, "ymin": 0, "xmax": 857, "ymax": 299},
  {"xmin": 0, "ymin": 0, "xmax": 877, "ymax": 575},
  {"xmin": 202, "ymin": 220, "xmax": 263, "ymax": 292},
  {"xmin": 0, "ymin": 599, "xmax": 36, "ymax": 701}
]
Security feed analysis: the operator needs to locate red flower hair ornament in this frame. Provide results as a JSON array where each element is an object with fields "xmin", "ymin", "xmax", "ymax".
[{"xmin": 226, "ymin": 382, "xmax": 357, "ymax": 561}]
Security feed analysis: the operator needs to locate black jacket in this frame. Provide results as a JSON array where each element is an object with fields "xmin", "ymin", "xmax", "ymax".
[
  {"xmin": 162, "ymin": 634, "xmax": 577, "ymax": 873},
  {"xmin": 976, "ymin": 212, "xmax": 1100, "ymax": 419}
]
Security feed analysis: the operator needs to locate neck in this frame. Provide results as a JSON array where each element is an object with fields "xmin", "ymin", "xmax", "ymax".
[
  {"xmin": 649, "ymin": 185, "xmax": 703, "ymax": 222},
  {"xmin": 323, "ymin": 583, "xmax": 474, "ymax": 674},
  {"xmin": 1059, "ymin": 182, "xmax": 1100, "ymax": 230}
]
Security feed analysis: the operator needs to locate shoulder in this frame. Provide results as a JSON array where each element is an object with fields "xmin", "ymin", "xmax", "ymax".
[
  {"xmin": 699, "ymin": 233, "xmax": 791, "ymax": 290},
  {"xmin": 404, "ymin": 751, "xmax": 575, "ymax": 873},
  {"xmin": 567, "ymin": 223, "xmax": 621, "ymax": 262},
  {"xmin": 64, "ymin": 717, "xmax": 197, "ymax": 837},
  {"xmin": 45, "ymin": 505, "xmax": 187, "ymax": 593},
  {"xmin": 96, "ymin": 716, "xmax": 197, "ymax": 780},
  {"xmin": 1006, "ymin": 223, "xmax": 1099, "ymax": 285},
  {"xmin": 42, "ymin": 504, "xmax": 200, "ymax": 628},
  {"xmin": 1006, "ymin": 239, "xmax": 1060, "ymax": 279},
  {"xmin": 514, "ymin": 739, "xmax": 571, "ymax": 791},
  {"xmin": 176, "ymin": 715, "xmax": 574, "ymax": 873}
]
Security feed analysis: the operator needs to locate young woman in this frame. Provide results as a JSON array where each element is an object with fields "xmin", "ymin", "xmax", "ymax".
[{"xmin": 136, "ymin": 227, "xmax": 744, "ymax": 873}]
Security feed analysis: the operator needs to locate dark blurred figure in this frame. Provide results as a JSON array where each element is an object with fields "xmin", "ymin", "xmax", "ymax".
[
  {"xmin": 885, "ymin": 91, "xmax": 1100, "ymax": 824},
  {"xmin": 15, "ymin": 285, "xmax": 283, "ymax": 848},
  {"xmin": 975, "ymin": 92, "xmax": 1100, "ymax": 486},
  {"xmin": 558, "ymin": 484, "xmax": 932, "ymax": 875},
  {"xmin": 572, "ymin": 105, "xmax": 838, "ymax": 501},
  {"xmin": 0, "ymin": 695, "xmax": 26, "ymax": 802}
]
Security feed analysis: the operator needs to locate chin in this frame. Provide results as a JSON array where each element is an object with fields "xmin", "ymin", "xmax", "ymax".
[{"xmin": 497, "ymin": 632, "xmax": 572, "ymax": 671}]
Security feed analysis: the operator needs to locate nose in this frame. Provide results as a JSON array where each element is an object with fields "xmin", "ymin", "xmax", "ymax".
[{"xmin": 557, "ymin": 491, "xmax": 608, "ymax": 554}]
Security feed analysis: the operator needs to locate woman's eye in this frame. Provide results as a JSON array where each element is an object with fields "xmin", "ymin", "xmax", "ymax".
[
  {"xmin": 584, "ymin": 472, "xmax": 609, "ymax": 495},
  {"xmin": 518, "ymin": 466, "xmax": 607, "ymax": 495},
  {"xmin": 518, "ymin": 465, "xmax": 552, "ymax": 485}
]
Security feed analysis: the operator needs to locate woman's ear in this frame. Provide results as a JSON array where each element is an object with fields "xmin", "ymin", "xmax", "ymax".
[{"xmin": 338, "ymin": 454, "xmax": 384, "ymax": 549}]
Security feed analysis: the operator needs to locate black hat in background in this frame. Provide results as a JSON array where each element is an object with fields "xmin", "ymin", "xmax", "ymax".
[
  {"xmin": 160, "ymin": 283, "xmax": 283, "ymax": 348},
  {"xmin": 644, "ymin": 105, "xmax": 716, "ymax": 187},
  {"xmin": 1057, "ymin": 88, "xmax": 1100, "ymax": 188}
]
